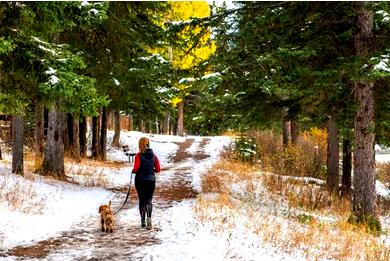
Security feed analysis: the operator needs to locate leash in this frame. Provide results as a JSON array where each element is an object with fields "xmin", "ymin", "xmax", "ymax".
[{"xmin": 114, "ymin": 172, "xmax": 133, "ymax": 215}]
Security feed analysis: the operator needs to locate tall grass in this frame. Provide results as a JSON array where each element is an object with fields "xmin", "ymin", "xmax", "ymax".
[
  {"xmin": 199, "ymin": 157, "xmax": 390, "ymax": 260},
  {"xmin": 0, "ymin": 175, "xmax": 46, "ymax": 214},
  {"xmin": 230, "ymin": 129, "xmax": 327, "ymax": 180}
]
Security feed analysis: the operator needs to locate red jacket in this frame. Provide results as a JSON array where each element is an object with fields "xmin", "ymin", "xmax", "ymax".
[{"xmin": 132, "ymin": 152, "xmax": 161, "ymax": 174}]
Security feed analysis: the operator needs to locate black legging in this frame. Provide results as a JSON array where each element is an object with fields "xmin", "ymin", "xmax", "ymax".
[{"xmin": 135, "ymin": 179, "xmax": 156, "ymax": 220}]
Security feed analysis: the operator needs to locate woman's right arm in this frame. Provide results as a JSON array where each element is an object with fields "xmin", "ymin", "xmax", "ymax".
[{"xmin": 132, "ymin": 153, "xmax": 141, "ymax": 174}]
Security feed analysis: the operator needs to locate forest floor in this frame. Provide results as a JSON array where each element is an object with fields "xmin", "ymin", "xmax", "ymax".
[
  {"xmin": 0, "ymin": 133, "xmax": 233, "ymax": 260},
  {"xmin": 0, "ymin": 131, "xmax": 389, "ymax": 260}
]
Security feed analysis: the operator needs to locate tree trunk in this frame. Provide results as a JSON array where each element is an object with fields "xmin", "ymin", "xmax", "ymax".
[
  {"xmin": 139, "ymin": 119, "xmax": 145, "ymax": 132},
  {"xmin": 112, "ymin": 110, "xmax": 120, "ymax": 147},
  {"xmin": 79, "ymin": 117, "xmax": 87, "ymax": 158},
  {"xmin": 282, "ymin": 108, "xmax": 291, "ymax": 147},
  {"xmin": 100, "ymin": 107, "xmax": 107, "ymax": 161},
  {"xmin": 12, "ymin": 115, "xmax": 24, "ymax": 175},
  {"xmin": 163, "ymin": 111, "xmax": 170, "ymax": 135},
  {"xmin": 177, "ymin": 99, "xmax": 184, "ymax": 136},
  {"xmin": 42, "ymin": 104, "xmax": 65, "ymax": 179},
  {"xmin": 155, "ymin": 117, "xmax": 159, "ymax": 134},
  {"xmin": 107, "ymin": 110, "xmax": 113, "ymax": 130},
  {"xmin": 353, "ymin": 2, "xmax": 377, "ymax": 221},
  {"xmin": 326, "ymin": 116, "xmax": 339, "ymax": 193},
  {"xmin": 92, "ymin": 115, "xmax": 100, "ymax": 159},
  {"xmin": 65, "ymin": 113, "xmax": 73, "ymax": 154},
  {"xmin": 291, "ymin": 118, "xmax": 299, "ymax": 144},
  {"xmin": 128, "ymin": 115, "xmax": 133, "ymax": 131},
  {"xmin": 72, "ymin": 115, "xmax": 80, "ymax": 162},
  {"xmin": 34, "ymin": 103, "xmax": 45, "ymax": 159},
  {"xmin": 341, "ymin": 137, "xmax": 352, "ymax": 197}
]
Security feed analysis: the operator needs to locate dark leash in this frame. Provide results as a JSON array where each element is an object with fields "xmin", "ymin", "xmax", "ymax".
[{"xmin": 114, "ymin": 172, "xmax": 133, "ymax": 215}]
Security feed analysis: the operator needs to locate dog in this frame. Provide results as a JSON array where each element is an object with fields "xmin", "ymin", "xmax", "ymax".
[{"xmin": 98, "ymin": 201, "xmax": 114, "ymax": 233}]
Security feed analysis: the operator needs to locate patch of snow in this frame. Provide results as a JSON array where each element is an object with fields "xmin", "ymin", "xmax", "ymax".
[
  {"xmin": 376, "ymin": 180, "xmax": 390, "ymax": 199},
  {"xmin": 88, "ymin": 8, "xmax": 99, "ymax": 15},
  {"xmin": 179, "ymin": 77, "xmax": 197, "ymax": 84},
  {"xmin": 49, "ymin": 75, "xmax": 60, "ymax": 85},
  {"xmin": 201, "ymin": 72, "xmax": 221, "ymax": 80},
  {"xmin": 45, "ymin": 67, "xmax": 56, "ymax": 75},
  {"xmin": 0, "ymin": 171, "xmax": 112, "ymax": 250},
  {"xmin": 113, "ymin": 78, "xmax": 120, "ymax": 86}
]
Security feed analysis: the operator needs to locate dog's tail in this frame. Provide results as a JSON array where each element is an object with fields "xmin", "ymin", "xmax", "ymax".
[{"xmin": 108, "ymin": 200, "xmax": 111, "ymax": 209}]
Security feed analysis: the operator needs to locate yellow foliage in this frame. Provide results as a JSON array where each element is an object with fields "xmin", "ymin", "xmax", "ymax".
[
  {"xmin": 302, "ymin": 127, "xmax": 328, "ymax": 152},
  {"xmin": 171, "ymin": 96, "xmax": 183, "ymax": 107},
  {"xmin": 167, "ymin": 1, "xmax": 215, "ymax": 70}
]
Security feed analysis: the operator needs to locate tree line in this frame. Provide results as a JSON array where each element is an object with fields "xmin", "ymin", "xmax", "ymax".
[
  {"xmin": 187, "ymin": 1, "xmax": 389, "ymax": 230},
  {"xmin": 1, "ymin": 1, "xmax": 389, "ymax": 230},
  {"xmin": 0, "ymin": 2, "xmax": 213, "ymax": 178}
]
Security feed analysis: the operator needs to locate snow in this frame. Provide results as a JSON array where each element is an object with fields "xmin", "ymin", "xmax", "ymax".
[
  {"xmin": 179, "ymin": 77, "xmax": 196, "ymax": 84},
  {"xmin": 0, "ymin": 169, "xmax": 112, "ymax": 249},
  {"xmin": 45, "ymin": 67, "xmax": 56, "ymax": 75},
  {"xmin": 113, "ymin": 78, "xmax": 120, "ymax": 86},
  {"xmin": 376, "ymin": 180, "xmax": 390, "ymax": 199},
  {"xmin": 1, "ymin": 130, "xmax": 389, "ymax": 260},
  {"xmin": 38, "ymin": 44, "xmax": 57, "ymax": 56},
  {"xmin": 49, "ymin": 75, "xmax": 60, "ymax": 85},
  {"xmin": 88, "ymin": 8, "xmax": 99, "ymax": 15},
  {"xmin": 201, "ymin": 72, "xmax": 221, "ymax": 80},
  {"xmin": 376, "ymin": 152, "xmax": 390, "ymax": 163}
]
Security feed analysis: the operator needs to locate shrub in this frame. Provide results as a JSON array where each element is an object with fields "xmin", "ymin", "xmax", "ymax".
[{"xmin": 232, "ymin": 135, "xmax": 257, "ymax": 162}]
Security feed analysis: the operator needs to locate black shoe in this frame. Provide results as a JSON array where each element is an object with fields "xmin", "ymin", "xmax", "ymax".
[
  {"xmin": 141, "ymin": 219, "xmax": 146, "ymax": 228},
  {"xmin": 146, "ymin": 217, "xmax": 152, "ymax": 230}
]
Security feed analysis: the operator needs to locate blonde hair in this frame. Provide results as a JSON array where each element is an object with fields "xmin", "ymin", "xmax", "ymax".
[{"xmin": 138, "ymin": 137, "xmax": 150, "ymax": 154}]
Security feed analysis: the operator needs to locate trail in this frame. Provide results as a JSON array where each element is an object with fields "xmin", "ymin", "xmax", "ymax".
[{"xmin": 5, "ymin": 138, "xmax": 210, "ymax": 261}]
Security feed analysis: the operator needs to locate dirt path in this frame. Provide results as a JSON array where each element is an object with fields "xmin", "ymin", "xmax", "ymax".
[{"xmin": 4, "ymin": 138, "xmax": 210, "ymax": 261}]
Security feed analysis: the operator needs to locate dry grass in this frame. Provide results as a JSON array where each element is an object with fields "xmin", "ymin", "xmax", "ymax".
[
  {"xmin": 198, "ymin": 157, "xmax": 390, "ymax": 260},
  {"xmin": 65, "ymin": 165, "xmax": 109, "ymax": 187},
  {"xmin": 201, "ymin": 159, "xmax": 259, "ymax": 194},
  {"xmin": 262, "ymin": 173, "xmax": 352, "ymax": 215},
  {"xmin": 237, "ymin": 129, "xmax": 327, "ymax": 180},
  {"xmin": 377, "ymin": 162, "xmax": 390, "ymax": 185},
  {"xmin": 0, "ymin": 175, "xmax": 46, "ymax": 214}
]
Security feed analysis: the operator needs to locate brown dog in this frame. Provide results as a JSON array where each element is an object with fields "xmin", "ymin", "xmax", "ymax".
[{"xmin": 98, "ymin": 201, "xmax": 114, "ymax": 233}]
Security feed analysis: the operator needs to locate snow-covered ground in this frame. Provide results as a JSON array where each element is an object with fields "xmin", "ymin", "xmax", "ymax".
[
  {"xmin": 1, "ymin": 131, "xmax": 389, "ymax": 260},
  {"xmin": 0, "ymin": 131, "xmax": 232, "ymax": 259}
]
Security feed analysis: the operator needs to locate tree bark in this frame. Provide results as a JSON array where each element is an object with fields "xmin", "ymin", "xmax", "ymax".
[
  {"xmin": 128, "ymin": 115, "xmax": 133, "ymax": 131},
  {"xmin": 291, "ymin": 118, "xmax": 299, "ymax": 144},
  {"xmin": 326, "ymin": 116, "xmax": 339, "ymax": 193},
  {"xmin": 34, "ymin": 103, "xmax": 45, "ymax": 159},
  {"xmin": 341, "ymin": 137, "xmax": 352, "ymax": 197},
  {"xmin": 72, "ymin": 115, "xmax": 80, "ymax": 162},
  {"xmin": 353, "ymin": 2, "xmax": 377, "ymax": 220},
  {"xmin": 163, "ymin": 111, "xmax": 170, "ymax": 135},
  {"xmin": 139, "ymin": 119, "xmax": 145, "ymax": 132},
  {"xmin": 177, "ymin": 99, "xmax": 184, "ymax": 136},
  {"xmin": 42, "ymin": 104, "xmax": 65, "ymax": 179},
  {"xmin": 12, "ymin": 115, "xmax": 24, "ymax": 175},
  {"xmin": 282, "ymin": 108, "xmax": 291, "ymax": 147},
  {"xmin": 65, "ymin": 113, "xmax": 73, "ymax": 154},
  {"xmin": 79, "ymin": 117, "xmax": 87, "ymax": 158},
  {"xmin": 112, "ymin": 110, "xmax": 120, "ymax": 147},
  {"xmin": 92, "ymin": 115, "xmax": 100, "ymax": 159},
  {"xmin": 100, "ymin": 107, "xmax": 107, "ymax": 161},
  {"xmin": 155, "ymin": 117, "xmax": 159, "ymax": 134},
  {"xmin": 107, "ymin": 110, "xmax": 113, "ymax": 130}
]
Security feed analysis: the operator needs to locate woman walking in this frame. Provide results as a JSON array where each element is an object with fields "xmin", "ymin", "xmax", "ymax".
[{"xmin": 132, "ymin": 137, "xmax": 160, "ymax": 229}]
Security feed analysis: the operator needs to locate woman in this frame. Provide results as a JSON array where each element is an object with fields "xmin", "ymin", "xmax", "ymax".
[{"xmin": 132, "ymin": 137, "xmax": 160, "ymax": 229}]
